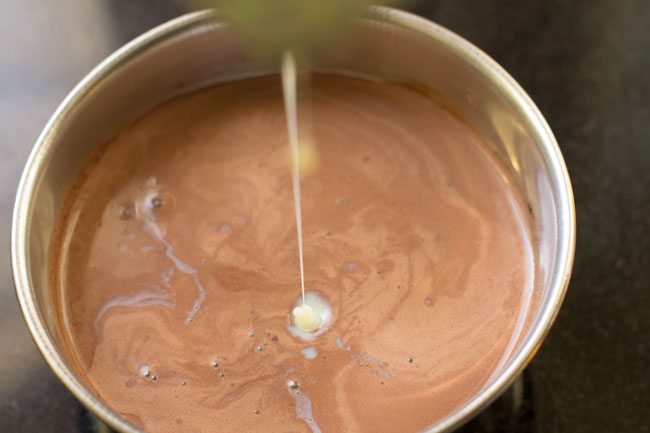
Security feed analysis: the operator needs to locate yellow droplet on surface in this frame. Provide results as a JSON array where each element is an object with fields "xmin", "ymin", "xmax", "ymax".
[{"xmin": 292, "ymin": 304, "xmax": 321, "ymax": 332}]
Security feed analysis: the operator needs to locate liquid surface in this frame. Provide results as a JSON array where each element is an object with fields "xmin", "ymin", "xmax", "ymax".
[{"xmin": 54, "ymin": 75, "xmax": 535, "ymax": 433}]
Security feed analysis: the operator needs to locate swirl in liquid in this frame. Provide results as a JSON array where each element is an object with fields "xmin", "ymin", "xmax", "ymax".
[{"xmin": 53, "ymin": 74, "xmax": 535, "ymax": 433}]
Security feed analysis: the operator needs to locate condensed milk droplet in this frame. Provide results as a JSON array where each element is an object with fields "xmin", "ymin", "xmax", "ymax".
[
  {"xmin": 292, "ymin": 304, "xmax": 321, "ymax": 332},
  {"xmin": 288, "ymin": 292, "xmax": 333, "ymax": 341}
]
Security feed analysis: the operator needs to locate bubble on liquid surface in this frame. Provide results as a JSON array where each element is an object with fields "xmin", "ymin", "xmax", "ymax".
[
  {"xmin": 150, "ymin": 195, "xmax": 163, "ymax": 209},
  {"xmin": 138, "ymin": 364, "xmax": 150, "ymax": 378},
  {"xmin": 288, "ymin": 292, "xmax": 332, "ymax": 342}
]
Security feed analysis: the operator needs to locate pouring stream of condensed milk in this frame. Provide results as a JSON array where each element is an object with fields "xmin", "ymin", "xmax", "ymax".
[{"xmin": 282, "ymin": 52, "xmax": 322, "ymax": 332}]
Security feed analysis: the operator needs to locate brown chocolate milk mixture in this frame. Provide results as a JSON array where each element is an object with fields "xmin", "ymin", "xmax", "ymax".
[{"xmin": 53, "ymin": 75, "xmax": 535, "ymax": 433}]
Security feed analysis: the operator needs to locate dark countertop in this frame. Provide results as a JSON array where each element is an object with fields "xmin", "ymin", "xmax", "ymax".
[{"xmin": 1, "ymin": 1, "xmax": 648, "ymax": 432}]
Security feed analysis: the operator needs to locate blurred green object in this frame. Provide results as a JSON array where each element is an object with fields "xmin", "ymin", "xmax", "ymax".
[{"xmin": 195, "ymin": 0, "xmax": 400, "ymax": 59}]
